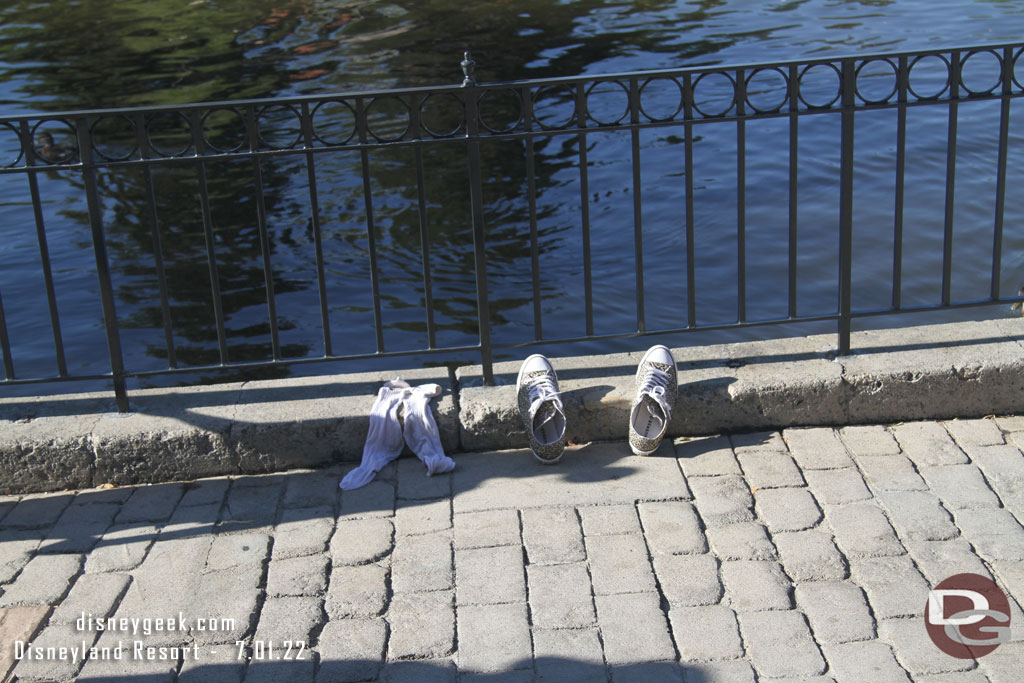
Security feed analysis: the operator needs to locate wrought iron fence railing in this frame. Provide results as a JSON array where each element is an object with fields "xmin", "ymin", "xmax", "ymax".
[{"xmin": 1, "ymin": 44, "xmax": 1023, "ymax": 411}]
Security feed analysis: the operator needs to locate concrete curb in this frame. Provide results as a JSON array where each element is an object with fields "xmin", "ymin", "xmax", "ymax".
[{"xmin": 1, "ymin": 319, "xmax": 1022, "ymax": 493}]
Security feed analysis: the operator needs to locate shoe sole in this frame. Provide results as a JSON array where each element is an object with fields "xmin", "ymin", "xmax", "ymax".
[{"xmin": 518, "ymin": 354, "xmax": 564, "ymax": 465}]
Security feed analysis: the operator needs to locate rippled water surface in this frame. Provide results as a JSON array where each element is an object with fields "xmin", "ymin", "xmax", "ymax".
[{"xmin": 2, "ymin": 0, "xmax": 1024, "ymax": 391}]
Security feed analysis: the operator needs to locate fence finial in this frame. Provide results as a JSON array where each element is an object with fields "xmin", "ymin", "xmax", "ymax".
[{"xmin": 461, "ymin": 51, "xmax": 476, "ymax": 87}]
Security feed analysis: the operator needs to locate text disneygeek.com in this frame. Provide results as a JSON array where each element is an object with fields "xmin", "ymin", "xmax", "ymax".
[{"xmin": 12, "ymin": 612, "xmax": 308, "ymax": 662}]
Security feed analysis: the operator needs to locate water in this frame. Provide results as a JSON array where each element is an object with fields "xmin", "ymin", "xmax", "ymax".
[{"xmin": 2, "ymin": 0, "xmax": 1024, "ymax": 394}]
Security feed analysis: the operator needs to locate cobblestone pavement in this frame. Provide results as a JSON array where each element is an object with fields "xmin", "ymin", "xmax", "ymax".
[{"xmin": 2, "ymin": 417, "xmax": 1024, "ymax": 682}]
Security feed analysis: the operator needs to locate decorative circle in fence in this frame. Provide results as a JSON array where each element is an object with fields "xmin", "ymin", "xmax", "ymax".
[
  {"xmin": 855, "ymin": 58, "xmax": 899, "ymax": 104},
  {"xmin": 638, "ymin": 77, "xmax": 684, "ymax": 122},
  {"xmin": 419, "ymin": 92, "xmax": 465, "ymax": 137},
  {"xmin": 908, "ymin": 54, "xmax": 951, "ymax": 100},
  {"xmin": 256, "ymin": 104, "xmax": 303, "ymax": 150},
  {"xmin": 201, "ymin": 108, "xmax": 246, "ymax": 153},
  {"xmin": 365, "ymin": 95, "xmax": 411, "ymax": 142},
  {"xmin": 144, "ymin": 111, "xmax": 193, "ymax": 158},
  {"xmin": 745, "ymin": 67, "xmax": 789, "ymax": 113},
  {"xmin": 477, "ymin": 88, "xmax": 523, "ymax": 133},
  {"xmin": 585, "ymin": 80, "xmax": 630, "ymax": 126},
  {"xmin": 90, "ymin": 115, "xmax": 138, "ymax": 161},
  {"xmin": 797, "ymin": 63, "xmax": 842, "ymax": 109},
  {"xmin": 311, "ymin": 100, "xmax": 357, "ymax": 146}
]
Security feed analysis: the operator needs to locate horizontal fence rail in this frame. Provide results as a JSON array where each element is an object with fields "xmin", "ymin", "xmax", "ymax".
[{"xmin": 1, "ymin": 45, "xmax": 1023, "ymax": 410}]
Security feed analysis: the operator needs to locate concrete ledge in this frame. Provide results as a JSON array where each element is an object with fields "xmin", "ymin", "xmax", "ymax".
[{"xmin": 1, "ymin": 319, "xmax": 1023, "ymax": 493}]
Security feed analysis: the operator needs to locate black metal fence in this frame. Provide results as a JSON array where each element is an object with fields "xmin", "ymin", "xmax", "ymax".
[{"xmin": 2, "ymin": 45, "xmax": 1023, "ymax": 411}]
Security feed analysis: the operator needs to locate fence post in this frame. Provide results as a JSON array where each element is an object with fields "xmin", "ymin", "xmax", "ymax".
[
  {"xmin": 76, "ymin": 117, "xmax": 130, "ymax": 411},
  {"xmin": 462, "ymin": 52, "xmax": 494, "ymax": 385},
  {"xmin": 837, "ymin": 59, "xmax": 855, "ymax": 356}
]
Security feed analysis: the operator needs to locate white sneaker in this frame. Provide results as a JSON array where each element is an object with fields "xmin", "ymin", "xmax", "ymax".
[
  {"xmin": 629, "ymin": 345, "xmax": 678, "ymax": 455},
  {"xmin": 516, "ymin": 354, "xmax": 567, "ymax": 464}
]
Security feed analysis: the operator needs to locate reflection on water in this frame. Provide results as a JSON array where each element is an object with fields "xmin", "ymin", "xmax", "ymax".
[{"xmin": 1, "ymin": 0, "xmax": 1024, "ymax": 390}]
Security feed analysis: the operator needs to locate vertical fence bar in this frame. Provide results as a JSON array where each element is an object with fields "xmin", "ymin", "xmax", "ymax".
[
  {"xmin": 299, "ymin": 102, "xmax": 333, "ymax": 357},
  {"xmin": 190, "ymin": 110, "xmax": 229, "ymax": 364},
  {"xmin": 355, "ymin": 97, "xmax": 386, "ymax": 353},
  {"xmin": 991, "ymin": 47, "xmax": 1012, "ymax": 300},
  {"xmin": 136, "ymin": 113, "xmax": 177, "ymax": 368},
  {"xmin": 77, "ymin": 117, "xmax": 129, "ymax": 411},
  {"xmin": 464, "ymin": 83, "xmax": 494, "ymax": 384},
  {"xmin": 629, "ymin": 78, "xmax": 646, "ymax": 333},
  {"xmin": 838, "ymin": 59, "xmax": 855, "ymax": 355},
  {"xmin": 736, "ymin": 68, "xmax": 747, "ymax": 324},
  {"xmin": 893, "ymin": 56, "xmax": 908, "ymax": 310},
  {"xmin": 683, "ymin": 73, "xmax": 697, "ymax": 328},
  {"xmin": 576, "ymin": 82, "xmax": 594, "ymax": 337},
  {"xmin": 941, "ymin": 50, "xmax": 960, "ymax": 306},
  {"xmin": 21, "ymin": 121, "xmax": 68, "ymax": 377},
  {"xmin": 788, "ymin": 65, "xmax": 799, "ymax": 318},
  {"xmin": 246, "ymin": 105, "xmax": 281, "ymax": 361},
  {"xmin": 0, "ymin": 289, "xmax": 14, "ymax": 380},
  {"xmin": 524, "ymin": 86, "xmax": 543, "ymax": 340},
  {"xmin": 413, "ymin": 146, "xmax": 437, "ymax": 349}
]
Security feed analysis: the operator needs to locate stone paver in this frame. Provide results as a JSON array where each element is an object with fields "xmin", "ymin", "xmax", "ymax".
[
  {"xmin": 454, "ymin": 509, "xmax": 520, "ymax": 549},
  {"xmin": 877, "ymin": 490, "xmax": 958, "ymax": 542},
  {"xmin": 737, "ymin": 450, "xmax": 805, "ymax": 488},
  {"xmin": 953, "ymin": 508, "xmax": 1024, "ymax": 561},
  {"xmin": 395, "ymin": 498, "xmax": 451, "ymax": 537},
  {"xmin": 878, "ymin": 617, "xmax": 976, "ymax": 676},
  {"xmin": 388, "ymin": 590, "xmax": 455, "ymax": 659},
  {"xmin": 689, "ymin": 476, "xmax": 755, "ymax": 527},
  {"xmin": 803, "ymin": 467, "xmax": 872, "ymax": 505},
  {"xmin": 586, "ymin": 533, "xmax": 658, "ymax": 595},
  {"xmin": 533, "ymin": 628, "xmax": 605, "ymax": 683},
  {"xmin": 918, "ymin": 463, "xmax": 1001, "ymax": 509},
  {"xmin": 316, "ymin": 618, "xmax": 386, "ymax": 682},
  {"xmin": 455, "ymin": 545, "xmax": 526, "ymax": 605},
  {"xmin": 855, "ymin": 455, "xmax": 928, "ymax": 492},
  {"xmin": 0, "ymin": 553, "xmax": 81, "ymax": 606},
  {"xmin": 839, "ymin": 425, "xmax": 901, "ymax": 456},
  {"xmin": 578, "ymin": 504, "xmax": 641, "ymax": 536},
  {"xmin": 266, "ymin": 553, "xmax": 329, "ymax": 597},
  {"xmin": 823, "ymin": 640, "xmax": 911, "ymax": 683},
  {"xmin": 738, "ymin": 610, "xmax": 825, "ymax": 677},
  {"xmin": 652, "ymin": 553, "xmax": 722, "ymax": 607},
  {"xmin": 676, "ymin": 435, "xmax": 742, "ymax": 477},
  {"xmin": 527, "ymin": 562, "xmax": 596, "ymax": 628},
  {"xmin": 784, "ymin": 427, "xmax": 855, "ymax": 469},
  {"xmin": 595, "ymin": 591, "xmax": 675, "ymax": 665},
  {"xmin": 796, "ymin": 581, "xmax": 875, "ymax": 644},
  {"xmin": 457, "ymin": 602, "xmax": 531, "ymax": 673},
  {"xmin": 754, "ymin": 487, "xmax": 822, "ymax": 532},
  {"xmin": 637, "ymin": 501, "xmax": 706, "ymax": 554},
  {"xmin": 5, "ymin": 417, "xmax": 1023, "ymax": 680},
  {"xmin": 326, "ymin": 563, "xmax": 388, "ymax": 617},
  {"xmin": 669, "ymin": 605, "xmax": 743, "ymax": 662},
  {"xmin": 521, "ymin": 507, "xmax": 584, "ymax": 564},
  {"xmin": 329, "ymin": 518, "xmax": 393, "ymax": 565},
  {"xmin": 392, "ymin": 530, "xmax": 452, "ymax": 592},
  {"xmin": 849, "ymin": 555, "xmax": 930, "ymax": 619},
  {"xmin": 893, "ymin": 421, "xmax": 968, "ymax": 467},
  {"xmin": 721, "ymin": 560, "xmax": 792, "ymax": 611},
  {"xmin": 273, "ymin": 506, "xmax": 334, "ymax": 559},
  {"xmin": 825, "ymin": 502, "xmax": 905, "ymax": 558},
  {"xmin": 705, "ymin": 522, "xmax": 776, "ymax": 560}
]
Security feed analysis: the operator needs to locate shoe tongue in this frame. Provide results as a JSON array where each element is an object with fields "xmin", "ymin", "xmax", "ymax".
[
  {"xmin": 534, "ymin": 401, "xmax": 561, "ymax": 431},
  {"xmin": 642, "ymin": 392, "xmax": 668, "ymax": 430}
]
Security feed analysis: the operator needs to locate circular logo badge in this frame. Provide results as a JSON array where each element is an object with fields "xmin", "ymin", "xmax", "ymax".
[{"xmin": 925, "ymin": 573, "xmax": 1011, "ymax": 658}]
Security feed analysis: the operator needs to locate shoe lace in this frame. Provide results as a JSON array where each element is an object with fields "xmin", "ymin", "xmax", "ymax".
[
  {"xmin": 526, "ymin": 375, "xmax": 562, "ymax": 418},
  {"xmin": 639, "ymin": 365, "xmax": 672, "ymax": 422}
]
